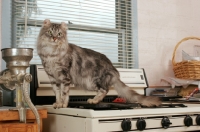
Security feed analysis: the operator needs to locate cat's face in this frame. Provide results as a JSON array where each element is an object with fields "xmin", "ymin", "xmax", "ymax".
[{"xmin": 41, "ymin": 19, "xmax": 68, "ymax": 44}]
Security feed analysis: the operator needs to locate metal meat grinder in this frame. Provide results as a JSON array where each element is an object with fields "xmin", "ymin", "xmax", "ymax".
[{"xmin": 0, "ymin": 48, "xmax": 40, "ymax": 132}]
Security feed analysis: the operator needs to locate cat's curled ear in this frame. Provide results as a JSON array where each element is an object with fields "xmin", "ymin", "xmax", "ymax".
[
  {"xmin": 43, "ymin": 19, "xmax": 51, "ymax": 27},
  {"xmin": 61, "ymin": 22, "xmax": 68, "ymax": 30}
]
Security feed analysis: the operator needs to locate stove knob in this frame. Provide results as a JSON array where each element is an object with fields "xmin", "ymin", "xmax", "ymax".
[
  {"xmin": 196, "ymin": 115, "xmax": 200, "ymax": 125},
  {"xmin": 136, "ymin": 118, "xmax": 146, "ymax": 131},
  {"xmin": 161, "ymin": 117, "xmax": 172, "ymax": 129},
  {"xmin": 184, "ymin": 115, "xmax": 193, "ymax": 127},
  {"xmin": 121, "ymin": 119, "xmax": 132, "ymax": 131}
]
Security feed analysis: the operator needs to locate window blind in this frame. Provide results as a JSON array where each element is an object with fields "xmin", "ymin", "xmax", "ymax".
[{"xmin": 12, "ymin": 0, "xmax": 134, "ymax": 68}]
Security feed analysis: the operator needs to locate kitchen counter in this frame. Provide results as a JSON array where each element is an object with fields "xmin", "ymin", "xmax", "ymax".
[{"xmin": 0, "ymin": 107, "xmax": 47, "ymax": 132}]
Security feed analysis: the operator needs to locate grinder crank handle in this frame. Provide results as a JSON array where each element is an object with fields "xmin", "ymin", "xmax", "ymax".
[{"xmin": 22, "ymin": 74, "xmax": 40, "ymax": 132}]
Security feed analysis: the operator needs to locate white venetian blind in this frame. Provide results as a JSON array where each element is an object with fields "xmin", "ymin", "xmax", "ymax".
[{"xmin": 13, "ymin": 0, "xmax": 134, "ymax": 68}]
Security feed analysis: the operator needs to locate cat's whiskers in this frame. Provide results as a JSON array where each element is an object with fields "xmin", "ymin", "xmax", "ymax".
[{"xmin": 37, "ymin": 19, "xmax": 161, "ymax": 109}]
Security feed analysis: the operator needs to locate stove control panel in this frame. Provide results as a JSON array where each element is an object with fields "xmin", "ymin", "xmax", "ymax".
[
  {"xmin": 116, "ymin": 114, "xmax": 200, "ymax": 131},
  {"xmin": 35, "ymin": 65, "xmax": 148, "ymax": 88},
  {"xmin": 30, "ymin": 65, "xmax": 148, "ymax": 97},
  {"xmin": 117, "ymin": 68, "xmax": 148, "ymax": 88}
]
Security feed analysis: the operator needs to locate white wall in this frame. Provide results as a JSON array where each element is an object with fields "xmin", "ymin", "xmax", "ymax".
[{"xmin": 137, "ymin": 0, "xmax": 200, "ymax": 86}]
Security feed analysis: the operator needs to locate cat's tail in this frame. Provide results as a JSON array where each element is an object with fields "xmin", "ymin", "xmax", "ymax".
[{"xmin": 113, "ymin": 79, "xmax": 161, "ymax": 107}]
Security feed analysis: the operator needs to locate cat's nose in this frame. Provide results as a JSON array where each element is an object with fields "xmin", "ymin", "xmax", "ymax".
[{"xmin": 53, "ymin": 37, "xmax": 57, "ymax": 40}]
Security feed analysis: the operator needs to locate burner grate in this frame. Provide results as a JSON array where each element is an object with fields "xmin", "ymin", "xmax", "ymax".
[
  {"xmin": 68, "ymin": 102, "xmax": 139, "ymax": 110},
  {"xmin": 68, "ymin": 102, "xmax": 187, "ymax": 110},
  {"xmin": 69, "ymin": 96, "xmax": 117, "ymax": 102},
  {"xmin": 141, "ymin": 103, "xmax": 187, "ymax": 108}
]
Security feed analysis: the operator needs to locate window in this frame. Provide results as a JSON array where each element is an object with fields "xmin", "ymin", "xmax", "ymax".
[{"xmin": 13, "ymin": 0, "xmax": 136, "ymax": 68}]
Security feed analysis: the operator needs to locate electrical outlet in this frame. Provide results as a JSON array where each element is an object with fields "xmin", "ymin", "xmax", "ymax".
[{"xmin": 194, "ymin": 45, "xmax": 200, "ymax": 56}]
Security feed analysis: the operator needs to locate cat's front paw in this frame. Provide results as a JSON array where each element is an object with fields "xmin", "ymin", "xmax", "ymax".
[
  {"xmin": 62, "ymin": 104, "xmax": 68, "ymax": 108},
  {"xmin": 53, "ymin": 102, "xmax": 68, "ymax": 109},
  {"xmin": 53, "ymin": 102, "xmax": 63, "ymax": 109},
  {"xmin": 87, "ymin": 98, "xmax": 99, "ymax": 104}
]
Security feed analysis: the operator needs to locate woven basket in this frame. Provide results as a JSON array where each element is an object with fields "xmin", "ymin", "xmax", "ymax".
[{"xmin": 172, "ymin": 37, "xmax": 200, "ymax": 80}]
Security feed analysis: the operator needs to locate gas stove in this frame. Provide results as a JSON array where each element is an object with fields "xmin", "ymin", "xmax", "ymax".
[
  {"xmin": 30, "ymin": 65, "xmax": 200, "ymax": 132},
  {"xmin": 40, "ymin": 103, "xmax": 200, "ymax": 132}
]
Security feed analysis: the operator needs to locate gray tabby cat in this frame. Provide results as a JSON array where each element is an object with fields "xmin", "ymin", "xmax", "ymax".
[{"xmin": 37, "ymin": 19, "xmax": 161, "ymax": 108}]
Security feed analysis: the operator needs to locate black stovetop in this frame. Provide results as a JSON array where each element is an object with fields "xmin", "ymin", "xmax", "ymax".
[{"xmin": 68, "ymin": 101, "xmax": 187, "ymax": 110}]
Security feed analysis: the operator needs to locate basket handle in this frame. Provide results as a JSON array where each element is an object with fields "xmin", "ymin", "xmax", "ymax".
[{"xmin": 172, "ymin": 36, "xmax": 200, "ymax": 66}]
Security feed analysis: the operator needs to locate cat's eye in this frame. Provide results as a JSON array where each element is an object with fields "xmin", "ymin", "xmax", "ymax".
[
  {"xmin": 48, "ymin": 30, "xmax": 52, "ymax": 36},
  {"xmin": 58, "ymin": 32, "xmax": 62, "ymax": 36}
]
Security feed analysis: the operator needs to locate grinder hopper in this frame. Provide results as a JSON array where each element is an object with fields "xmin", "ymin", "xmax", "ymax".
[{"xmin": 0, "ymin": 48, "xmax": 40, "ymax": 132}]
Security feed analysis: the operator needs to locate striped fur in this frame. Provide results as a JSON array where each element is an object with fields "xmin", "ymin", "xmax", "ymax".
[{"xmin": 37, "ymin": 19, "xmax": 161, "ymax": 108}]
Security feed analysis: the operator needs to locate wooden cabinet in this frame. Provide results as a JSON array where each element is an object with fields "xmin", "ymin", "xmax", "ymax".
[
  {"xmin": 0, "ymin": 108, "xmax": 47, "ymax": 132},
  {"xmin": 0, "ymin": 123, "xmax": 38, "ymax": 132}
]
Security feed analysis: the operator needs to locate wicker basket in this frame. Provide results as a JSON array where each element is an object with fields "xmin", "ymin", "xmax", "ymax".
[{"xmin": 172, "ymin": 37, "xmax": 200, "ymax": 80}]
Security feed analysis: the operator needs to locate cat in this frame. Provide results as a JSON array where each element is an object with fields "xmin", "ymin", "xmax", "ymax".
[{"xmin": 37, "ymin": 19, "xmax": 161, "ymax": 108}]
